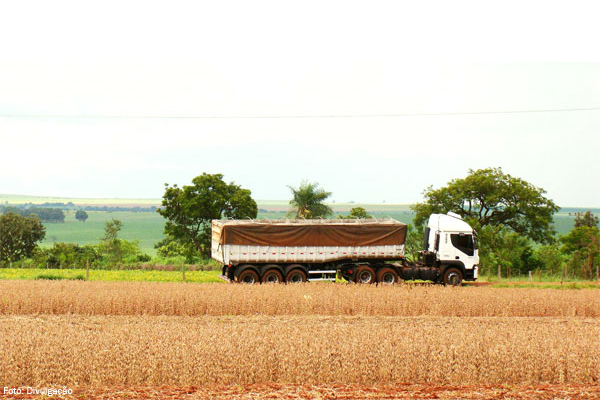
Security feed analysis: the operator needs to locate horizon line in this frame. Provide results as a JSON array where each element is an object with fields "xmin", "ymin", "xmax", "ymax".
[{"xmin": 0, "ymin": 193, "xmax": 598, "ymax": 210}]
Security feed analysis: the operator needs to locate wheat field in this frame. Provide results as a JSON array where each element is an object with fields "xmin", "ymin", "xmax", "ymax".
[
  {"xmin": 0, "ymin": 315, "xmax": 598, "ymax": 386},
  {"xmin": 0, "ymin": 280, "xmax": 598, "ymax": 398},
  {"xmin": 0, "ymin": 280, "xmax": 598, "ymax": 317}
]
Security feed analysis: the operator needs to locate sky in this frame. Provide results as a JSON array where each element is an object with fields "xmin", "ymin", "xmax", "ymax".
[{"xmin": 1, "ymin": 1, "xmax": 599, "ymax": 207}]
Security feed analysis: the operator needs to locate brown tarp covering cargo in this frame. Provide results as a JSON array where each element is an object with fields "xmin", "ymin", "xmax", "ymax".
[{"xmin": 217, "ymin": 220, "xmax": 406, "ymax": 247}]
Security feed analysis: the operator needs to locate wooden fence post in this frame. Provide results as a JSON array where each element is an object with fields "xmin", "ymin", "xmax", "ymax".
[
  {"xmin": 86, "ymin": 261, "xmax": 89, "ymax": 281},
  {"xmin": 182, "ymin": 261, "xmax": 186, "ymax": 282},
  {"xmin": 528, "ymin": 271, "xmax": 532, "ymax": 283},
  {"xmin": 497, "ymin": 264, "xmax": 501, "ymax": 282}
]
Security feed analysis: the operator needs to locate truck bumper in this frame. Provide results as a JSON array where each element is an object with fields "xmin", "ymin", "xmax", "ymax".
[{"xmin": 464, "ymin": 266, "xmax": 478, "ymax": 281}]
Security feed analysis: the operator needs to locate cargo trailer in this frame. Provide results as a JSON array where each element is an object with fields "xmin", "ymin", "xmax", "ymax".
[{"xmin": 212, "ymin": 212, "xmax": 478, "ymax": 285}]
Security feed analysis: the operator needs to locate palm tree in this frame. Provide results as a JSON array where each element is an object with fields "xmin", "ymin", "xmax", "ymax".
[{"xmin": 288, "ymin": 181, "xmax": 333, "ymax": 219}]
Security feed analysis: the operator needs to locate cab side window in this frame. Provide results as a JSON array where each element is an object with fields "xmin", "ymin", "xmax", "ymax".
[{"xmin": 450, "ymin": 234, "xmax": 474, "ymax": 256}]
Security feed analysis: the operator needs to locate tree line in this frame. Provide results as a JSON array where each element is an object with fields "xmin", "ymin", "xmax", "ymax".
[
  {"xmin": 408, "ymin": 169, "xmax": 598, "ymax": 280},
  {"xmin": 154, "ymin": 169, "xmax": 599, "ymax": 279},
  {"xmin": 1, "ymin": 206, "xmax": 66, "ymax": 223},
  {"xmin": 0, "ymin": 168, "xmax": 598, "ymax": 279},
  {"xmin": 2, "ymin": 202, "xmax": 157, "ymax": 212}
]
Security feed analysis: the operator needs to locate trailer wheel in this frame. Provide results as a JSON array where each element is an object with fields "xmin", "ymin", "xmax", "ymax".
[
  {"xmin": 237, "ymin": 269, "xmax": 260, "ymax": 285},
  {"xmin": 286, "ymin": 269, "xmax": 307, "ymax": 284},
  {"xmin": 442, "ymin": 267, "xmax": 463, "ymax": 286},
  {"xmin": 377, "ymin": 268, "xmax": 399, "ymax": 285},
  {"xmin": 262, "ymin": 269, "xmax": 283, "ymax": 284},
  {"xmin": 355, "ymin": 265, "xmax": 376, "ymax": 284}
]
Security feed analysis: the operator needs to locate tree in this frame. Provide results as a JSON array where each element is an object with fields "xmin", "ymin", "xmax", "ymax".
[
  {"xmin": 477, "ymin": 225, "xmax": 530, "ymax": 278},
  {"xmin": 157, "ymin": 173, "xmax": 258, "ymax": 258},
  {"xmin": 103, "ymin": 219, "xmax": 122, "ymax": 242},
  {"xmin": 288, "ymin": 181, "xmax": 333, "ymax": 219},
  {"xmin": 154, "ymin": 235, "xmax": 198, "ymax": 263},
  {"xmin": 561, "ymin": 226, "xmax": 600, "ymax": 280},
  {"xmin": 75, "ymin": 210, "xmax": 89, "ymax": 222},
  {"xmin": 403, "ymin": 225, "xmax": 423, "ymax": 263},
  {"xmin": 102, "ymin": 219, "xmax": 123, "ymax": 264},
  {"xmin": 574, "ymin": 211, "xmax": 599, "ymax": 228},
  {"xmin": 519, "ymin": 245, "xmax": 542, "ymax": 274},
  {"xmin": 535, "ymin": 243, "xmax": 567, "ymax": 276},
  {"xmin": 0, "ymin": 212, "xmax": 46, "ymax": 263},
  {"xmin": 411, "ymin": 168, "xmax": 559, "ymax": 243},
  {"xmin": 338, "ymin": 206, "xmax": 372, "ymax": 219}
]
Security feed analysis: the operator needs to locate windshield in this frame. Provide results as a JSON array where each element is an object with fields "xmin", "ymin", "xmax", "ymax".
[{"xmin": 450, "ymin": 234, "xmax": 475, "ymax": 256}]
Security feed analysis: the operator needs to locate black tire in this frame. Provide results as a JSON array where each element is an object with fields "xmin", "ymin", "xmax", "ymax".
[
  {"xmin": 237, "ymin": 268, "xmax": 260, "ymax": 284},
  {"xmin": 442, "ymin": 267, "xmax": 463, "ymax": 286},
  {"xmin": 377, "ymin": 267, "xmax": 399, "ymax": 285},
  {"xmin": 285, "ymin": 269, "xmax": 307, "ymax": 283},
  {"xmin": 262, "ymin": 269, "xmax": 284, "ymax": 284},
  {"xmin": 355, "ymin": 265, "xmax": 376, "ymax": 284}
]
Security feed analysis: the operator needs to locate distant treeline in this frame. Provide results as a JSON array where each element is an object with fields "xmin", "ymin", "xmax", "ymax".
[
  {"xmin": 81, "ymin": 205, "xmax": 158, "ymax": 212},
  {"xmin": 37, "ymin": 202, "xmax": 75, "ymax": 207},
  {"xmin": 1, "ymin": 202, "xmax": 157, "ymax": 213},
  {"xmin": 1, "ymin": 206, "xmax": 65, "ymax": 223}
]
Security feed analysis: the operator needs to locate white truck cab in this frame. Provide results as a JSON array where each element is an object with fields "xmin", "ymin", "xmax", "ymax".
[{"xmin": 423, "ymin": 212, "xmax": 479, "ymax": 282}]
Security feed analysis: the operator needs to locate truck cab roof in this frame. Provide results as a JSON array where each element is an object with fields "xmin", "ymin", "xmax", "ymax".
[{"xmin": 427, "ymin": 212, "xmax": 474, "ymax": 233}]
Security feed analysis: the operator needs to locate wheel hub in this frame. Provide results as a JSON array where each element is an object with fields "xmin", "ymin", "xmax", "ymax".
[
  {"xmin": 447, "ymin": 272, "xmax": 459, "ymax": 285},
  {"xmin": 359, "ymin": 271, "xmax": 372, "ymax": 283}
]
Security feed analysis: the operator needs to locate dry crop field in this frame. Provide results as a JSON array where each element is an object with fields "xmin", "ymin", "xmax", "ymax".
[
  {"xmin": 2, "ymin": 280, "xmax": 599, "ymax": 317},
  {"xmin": 0, "ymin": 281, "xmax": 598, "ymax": 399}
]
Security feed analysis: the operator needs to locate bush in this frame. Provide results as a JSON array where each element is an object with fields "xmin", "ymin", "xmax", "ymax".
[
  {"xmin": 33, "ymin": 243, "xmax": 100, "ymax": 268},
  {"xmin": 135, "ymin": 253, "xmax": 152, "ymax": 262},
  {"xmin": 35, "ymin": 273, "xmax": 85, "ymax": 281}
]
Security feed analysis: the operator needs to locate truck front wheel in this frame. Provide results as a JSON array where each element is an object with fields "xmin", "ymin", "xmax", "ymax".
[{"xmin": 442, "ymin": 267, "xmax": 463, "ymax": 286}]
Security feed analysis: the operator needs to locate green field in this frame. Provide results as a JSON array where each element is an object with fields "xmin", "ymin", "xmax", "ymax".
[
  {"xmin": 40, "ymin": 210, "xmax": 165, "ymax": 255},
  {"xmin": 2, "ymin": 194, "xmax": 598, "ymax": 257},
  {"xmin": 0, "ymin": 268, "xmax": 222, "ymax": 283},
  {"xmin": 37, "ymin": 203, "xmax": 416, "ymax": 255}
]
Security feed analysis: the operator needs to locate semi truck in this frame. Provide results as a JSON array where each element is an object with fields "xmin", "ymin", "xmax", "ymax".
[{"xmin": 212, "ymin": 212, "xmax": 478, "ymax": 286}]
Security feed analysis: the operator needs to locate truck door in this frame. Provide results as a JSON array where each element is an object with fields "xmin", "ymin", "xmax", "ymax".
[{"xmin": 449, "ymin": 233, "xmax": 476, "ymax": 268}]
